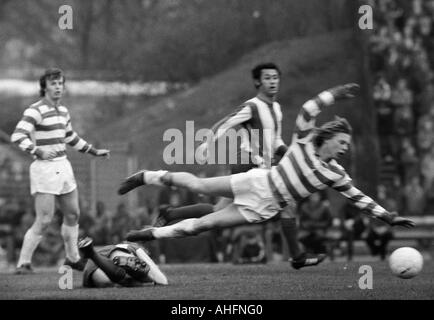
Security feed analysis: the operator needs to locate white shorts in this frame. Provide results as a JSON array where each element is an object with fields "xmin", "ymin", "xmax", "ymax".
[
  {"xmin": 29, "ymin": 158, "xmax": 77, "ymax": 195},
  {"xmin": 230, "ymin": 168, "xmax": 281, "ymax": 223}
]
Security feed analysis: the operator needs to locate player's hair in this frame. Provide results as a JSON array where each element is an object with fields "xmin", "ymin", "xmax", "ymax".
[
  {"xmin": 251, "ymin": 62, "xmax": 281, "ymax": 88},
  {"xmin": 312, "ymin": 116, "xmax": 352, "ymax": 147},
  {"xmin": 39, "ymin": 68, "xmax": 65, "ymax": 97}
]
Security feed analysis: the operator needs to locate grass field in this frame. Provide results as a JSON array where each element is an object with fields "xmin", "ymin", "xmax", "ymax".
[{"xmin": 1, "ymin": 260, "xmax": 433, "ymax": 300}]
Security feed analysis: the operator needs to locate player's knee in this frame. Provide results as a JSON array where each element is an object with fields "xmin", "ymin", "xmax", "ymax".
[
  {"xmin": 63, "ymin": 210, "xmax": 80, "ymax": 224},
  {"xmin": 36, "ymin": 214, "xmax": 53, "ymax": 231}
]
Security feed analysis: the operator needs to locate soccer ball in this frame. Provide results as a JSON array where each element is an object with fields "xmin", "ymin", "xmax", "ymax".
[{"xmin": 389, "ymin": 247, "xmax": 423, "ymax": 279}]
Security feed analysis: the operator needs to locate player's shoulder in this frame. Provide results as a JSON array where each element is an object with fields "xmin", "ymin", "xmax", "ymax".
[
  {"xmin": 28, "ymin": 100, "xmax": 45, "ymax": 111},
  {"xmin": 241, "ymin": 97, "xmax": 259, "ymax": 109}
]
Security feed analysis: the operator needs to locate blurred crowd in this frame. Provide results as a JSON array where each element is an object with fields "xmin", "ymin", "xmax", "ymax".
[{"xmin": 369, "ymin": 0, "xmax": 434, "ymax": 216}]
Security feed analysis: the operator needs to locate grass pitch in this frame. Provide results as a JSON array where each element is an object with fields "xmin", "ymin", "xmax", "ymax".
[{"xmin": 1, "ymin": 260, "xmax": 433, "ymax": 300}]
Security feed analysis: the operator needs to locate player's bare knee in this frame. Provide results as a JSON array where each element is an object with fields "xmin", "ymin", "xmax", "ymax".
[
  {"xmin": 63, "ymin": 211, "xmax": 79, "ymax": 224},
  {"xmin": 35, "ymin": 215, "xmax": 53, "ymax": 232}
]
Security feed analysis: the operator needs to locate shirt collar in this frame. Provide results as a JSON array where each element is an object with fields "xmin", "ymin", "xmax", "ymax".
[{"xmin": 42, "ymin": 97, "xmax": 60, "ymax": 109}]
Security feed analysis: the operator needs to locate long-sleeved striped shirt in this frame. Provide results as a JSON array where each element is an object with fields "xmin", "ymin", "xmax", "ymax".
[
  {"xmin": 208, "ymin": 96, "xmax": 286, "ymax": 167},
  {"xmin": 268, "ymin": 91, "xmax": 390, "ymax": 221},
  {"xmin": 11, "ymin": 98, "xmax": 92, "ymax": 160}
]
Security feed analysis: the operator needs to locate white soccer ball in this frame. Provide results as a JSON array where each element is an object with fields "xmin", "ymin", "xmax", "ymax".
[{"xmin": 389, "ymin": 247, "xmax": 423, "ymax": 279}]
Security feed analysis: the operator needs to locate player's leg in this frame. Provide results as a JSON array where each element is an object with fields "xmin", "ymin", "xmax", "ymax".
[
  {"xmin": 58, "ymin": 188, "xmax": 83, "ymax": 269},
  {"xmin": 127, "ymin": 203, "xmax": 248, "ymax": 241},
  {"xmin": 165, "ymin": 172, "xmax": 235, "ymax": 198},
  {"xmin": 154, "ymin": 203, "xmax": 215, "ymax": 227},
  {"xmin": 154, "ymin": 198, "xmax": 232, "ymax": 227},
  {"xmin": 280, "ymin": 205, "xmax": 302, "ymax": 259},
  {"xmin": 280, "ymin": 205, "xmax": 326, "ymax": 270},
  {"xmin": 16, "ymin": 193, "xmax": 55, "ymax": 273},
  {"xmin": 119, "ymin": 170, "xmax": 234, "ymax": 198}
]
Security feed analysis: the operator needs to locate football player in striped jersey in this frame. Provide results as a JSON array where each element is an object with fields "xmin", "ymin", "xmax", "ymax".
[
  {"xmin": 143, "ymin": 63, "xmax": 325, "ymax": 269},
  {"xmin": 11, "ymin": 68, "xmax": 110, "ymax": 274},
  {"xmin": 120, "ymin": 83, "xmax": 414, "ymax": 259}
]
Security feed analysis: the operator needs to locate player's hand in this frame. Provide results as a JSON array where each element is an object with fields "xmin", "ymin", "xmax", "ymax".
[
  {"xmin": 35, "ymin": 149, "xmax": 57, "ymax": 160},
  {"xmin": 328, "ymin": 83, "xmax": 360, "ymax": 100},
  {"xmin": 390, "ymin": 216, "xmax": 415, "ymax": 228},
  {"xmin": 91, "ymin": 148, "xmax": 110, "ymax": 158}
]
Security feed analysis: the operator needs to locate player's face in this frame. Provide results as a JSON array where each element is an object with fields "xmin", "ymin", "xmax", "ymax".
[
  {"xmin": 45, "ymin": 77, "xmax": 64, "ymax": 101},
  {"xmin": 258, "ymin": 69, "xmax": 280, "ymax": 97},
  {"xmin": 324, "ymin": 133, "xmax": 351, "ymax": 160}
]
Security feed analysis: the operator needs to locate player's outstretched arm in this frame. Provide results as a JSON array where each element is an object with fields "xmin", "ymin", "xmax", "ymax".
[
  {"xmin": 293, "ymin": 83, "xmax": 359, "ymax": 143},
  {"xmin": 333, "ymin": 180, "xmax": 415, "ymax": 228},
  {"xmin": 327, "ymin": 83, "xmax": 360, "ymax": 100}
]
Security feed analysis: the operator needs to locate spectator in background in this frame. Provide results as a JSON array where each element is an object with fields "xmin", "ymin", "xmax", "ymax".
[
  {"xmin": 417, "ymin": 106, "xmax": 434, "ymax": 151},
  {"xmin": 298, "ymin": 193, "xmax": 333, "ymax": 255},
  {"xmin": 401, "ymin": 175, "xmax": 427, "ymax": 216},
  {"xmin": 399, "ymin": 137, "xmax": 419, "ymax": 183},
  {"xmin": 231, "ymin": 225, "xmax": 266, "ymax": 264},
  {"xmin": 391, "ymin": 78, "xmax": 413, "ymax": 109},
  {"xmin": 394, "ymin": 102, "xmax": 414, "ymax": 138},
  {"xmin": 417, "ymin": 116, "xmax": 434, "ymax": 153},
  {"xmin": 111, "ymin": 203, "xmax": 131, "ymax": 244},
  {"xmin": 373, "ymin": 74, "xmax": 395, "ymax": 156},
  {"xmin": 90, "ymin": 201, "xmax": 112, "ymax": 245},
  {"xmin": 365, "ymin": 198, "xmax": 395, "ymax": 261},
  {"xmin": 420, "ymin": 145, "xmax": 434, "ymax": 191},
  {"xmin": 340, "ymin": 199, "xmax": 367, "ymax": 261},
  {"xmin": 370, "ymin": 27, "xmax": 392, "ymax": 71},
  {"xmin": 416, "ymin": 82, "xmax": 434, "ymax": 118}
]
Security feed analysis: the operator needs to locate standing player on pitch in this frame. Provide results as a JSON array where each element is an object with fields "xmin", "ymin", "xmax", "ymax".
[
  {"xmin": 147, "ymin": 62, "xmax": 325, "ymax": 269},
  {"xmin": 119, "ymin": 83, "xmax": 414, "ymax": 247},
  {"xmin": 11, "ymin": 68, "xmax": 110, "ymax": 274}
]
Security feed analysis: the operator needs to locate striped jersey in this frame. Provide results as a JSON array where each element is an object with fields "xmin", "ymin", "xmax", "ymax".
[
  {"xmin": 11, "ymin": 98, "xmax": 92, "ymax": 160},
  {"xmin": 208, "ymin": 96, "xmax": 285, "ymax": 167},
  {"xmin": 268, "ymin": 92, "xmax": 390, "ymax": 220}
]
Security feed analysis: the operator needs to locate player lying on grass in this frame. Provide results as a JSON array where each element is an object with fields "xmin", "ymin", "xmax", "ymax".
[
  {"xmin": 78, "ymin": 237, "xmax": 168, "ymax": 288},
  {"xmin": 119, "ymin": 83, "xmax": 415, "ymax": 246}
]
